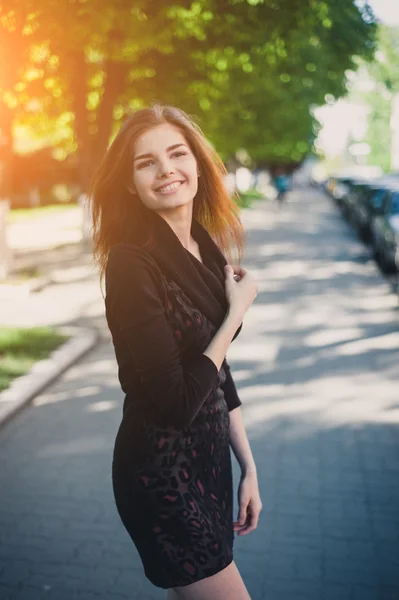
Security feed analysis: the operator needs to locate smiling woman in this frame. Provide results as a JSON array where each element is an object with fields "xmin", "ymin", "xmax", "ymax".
[
  {"xmin": 87, "ymin": 103, "xmax": 260, "ymax": 599},
  {"xmin": 88, "ymin": 103, "xmax": 245, "ymax": 286}
]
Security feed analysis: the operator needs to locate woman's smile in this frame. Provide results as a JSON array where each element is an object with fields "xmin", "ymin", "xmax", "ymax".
[{"xmin": 155, "ymin": 180, "xmax": 186, "ymax": 194}]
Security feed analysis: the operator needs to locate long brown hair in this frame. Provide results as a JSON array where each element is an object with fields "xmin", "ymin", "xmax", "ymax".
[{"xmin": 88, "ymin": 102, "xmax": 246, "ymax": 289}]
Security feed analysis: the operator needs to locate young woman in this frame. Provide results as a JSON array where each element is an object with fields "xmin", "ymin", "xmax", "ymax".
[{"xmin": 89, "ymin": 103, "xmax": 261, "ymax": 599}]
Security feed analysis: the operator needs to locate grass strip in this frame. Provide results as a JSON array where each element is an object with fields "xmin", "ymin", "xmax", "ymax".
[
  {"xmin": 8, "ymin": 204, "xmax": 77, "ymax": 224},
  {"xmin": 0, "ymin": 327, "xmax": 69, "ymax": 392},
  {"xmin": 237, "ymin": 188, "xmax": 265, "ymax": 208}
]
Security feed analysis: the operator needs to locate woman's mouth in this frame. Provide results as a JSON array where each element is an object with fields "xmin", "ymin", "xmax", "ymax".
[{"xmin": 156, "ymin": 181, "xmax": 185, "ymax": 194}]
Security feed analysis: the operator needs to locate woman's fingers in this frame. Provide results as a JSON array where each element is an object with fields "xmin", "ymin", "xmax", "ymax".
[
  {"xmin": 234, "ymin": 502, "xmax": 262, "ymax": 535},
  {"xmin": 228, "ymin": 265, "xmax": 247, "ymax": 282},
  {"xmin": 226, "ymin": 264, "xmax": 247, "ymax": 276},
  {"xmin": 246, "ymin": 503, "xmax": 261, "ymax": 533},
  {"xmin": 234, "ymin": 502, "xmax": 248, "ymax": 529},
  {"xmin": 232, "ymin": 265, "xmax": 247, "ymax": 276}
]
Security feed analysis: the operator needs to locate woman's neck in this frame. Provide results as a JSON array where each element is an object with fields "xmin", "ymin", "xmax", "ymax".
[{"xmin": 155, "ymin": 205, "xmax": 195, "ymax": 252}]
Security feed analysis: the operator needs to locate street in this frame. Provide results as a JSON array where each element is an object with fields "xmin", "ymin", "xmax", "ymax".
[{"xmin": 0, "ymin": 188, "xmax": 398, "ymax": 600}]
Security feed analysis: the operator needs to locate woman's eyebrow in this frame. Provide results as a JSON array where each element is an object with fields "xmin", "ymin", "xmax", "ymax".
[{"xmin": 133, "ymin": 143, "xmax": 187, "ymax": 162}]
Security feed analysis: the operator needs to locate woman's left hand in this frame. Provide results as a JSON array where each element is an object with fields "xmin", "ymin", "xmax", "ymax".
[{"xmin": 233, "ymin": 471, "xmax": 263, "ymax": 536}]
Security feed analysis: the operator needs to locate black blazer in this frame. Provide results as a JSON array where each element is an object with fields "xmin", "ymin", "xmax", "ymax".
[{"xmin": 105, "ymin": 209, "xmax": 243, "ymax": 430}]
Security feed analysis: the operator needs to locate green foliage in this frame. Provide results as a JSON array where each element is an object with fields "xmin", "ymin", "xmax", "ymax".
[
  {"xmin": 368, "ymin": 25, "xmax": 399, "ymax": 94},
  {"xmin": 237, "ymin": 188, "xmax": 265, "ymax": 208},
  {"xmin": 0, "ymin": 0, "xmax": 378, "ymax": 179},
  {"xmin": 365, "ymin": 93, "xmax": 391, "ymax": 172},
  {"xmin": 347, "ymin": 25, "xmax": 399, "ymax": 172}
]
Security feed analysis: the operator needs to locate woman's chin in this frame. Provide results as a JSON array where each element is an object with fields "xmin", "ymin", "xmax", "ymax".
[{"xmin": 156, "ymin": 196, "xmax": 195, "ymax": 212}]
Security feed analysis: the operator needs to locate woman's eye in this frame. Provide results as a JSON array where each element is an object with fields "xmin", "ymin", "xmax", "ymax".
[
  {"xmin": 137, "ymin": 151, "xmax": 187, "ymax": 169},
  {"xmin": 137, "ymin": 160, "xmax": 153, "ymax": 169}
]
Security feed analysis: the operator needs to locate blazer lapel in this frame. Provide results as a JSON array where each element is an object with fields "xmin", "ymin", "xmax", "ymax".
[
  {"xmin": 124, "ymin": 207, "xmax": 242, "ymax": 341},
  {"xmin": 144, "ymin": 210, "xmax": 228, "ymax": 328}
]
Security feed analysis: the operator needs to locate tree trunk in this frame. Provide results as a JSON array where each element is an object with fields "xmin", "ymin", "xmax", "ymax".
[
  {"xmin": 0, "ymin": 199, "xmax": 12, "ymax": 278},
  {"xmin": 68, "ymin": 51, "xmax": 92, "ymax": 193},
  {"xmin": 69, "ymin": 55, "xmax": 128, "ymax": 192},
  {"xmin": 0, "ymin": 102, "xmax": 14, "ymax": 200},
  {"xmin": 0, "ymin": 103, "xmax": 14, "ymax": 278},
  {"xmin": 90, "ymin": 60, "xmax": 129, "ymax": 174}
]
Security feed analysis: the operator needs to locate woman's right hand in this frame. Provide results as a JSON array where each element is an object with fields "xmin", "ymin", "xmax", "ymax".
[{"xmin": 224, "ymin": 264, "xmax": 258, "ymax": 320}]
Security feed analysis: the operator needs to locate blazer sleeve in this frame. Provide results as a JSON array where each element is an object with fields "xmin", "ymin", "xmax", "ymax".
[
  {"xmin": 105, "ymin": 245, "xmax": 220, "ymax": 431},
  {"xmin": 221, "ymin": 359, "xmax": 242, "ymax": 412}
]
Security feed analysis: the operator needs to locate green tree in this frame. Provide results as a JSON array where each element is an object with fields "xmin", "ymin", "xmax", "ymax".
[
  {"xmin": 0, "ymin": 6, "xmax": 34, "ymax": 197},
  {"xmin": 0, "ymin": 0, "xmax": 377, "ymax": 197},
  {"xmin": 347, "ymin": 25, "xmax": 399, "ymax": 172}
]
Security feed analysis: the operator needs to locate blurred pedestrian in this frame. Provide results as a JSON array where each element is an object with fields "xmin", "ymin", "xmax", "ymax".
[
  {"xmin": 89, "ymin": 103, "xmax": 261, "ymax": 599},
  {"xmin": 274, "ymin": 170, "xmax": 289, "ymax": 206}
]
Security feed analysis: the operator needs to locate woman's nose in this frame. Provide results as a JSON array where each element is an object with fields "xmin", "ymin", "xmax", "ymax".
[{"xmin": 157, "ymin": 158, "xmax": 174, "ymax": 178}]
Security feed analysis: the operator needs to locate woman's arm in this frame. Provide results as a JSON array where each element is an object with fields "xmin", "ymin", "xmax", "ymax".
[
  {"xmin": 105, "ymin": 246, "xmax": 242, "ymax": 431},
  {"xmin": 229, "ymin": 406, "xmax": 257, "ymax": 475},
  {"xmin": 230, "ymin": 406, "xmax": 263, "ymax": 536}
]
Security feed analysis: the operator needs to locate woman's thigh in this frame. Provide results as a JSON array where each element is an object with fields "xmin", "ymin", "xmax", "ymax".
[{"xmin": 171, "ymin": 560, "xmax": 251, "ymax": 600}]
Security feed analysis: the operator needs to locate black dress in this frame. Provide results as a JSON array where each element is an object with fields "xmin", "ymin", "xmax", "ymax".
[{"xmin": 105, "ymin": 211, "xmax": 243, "ymax": 589}]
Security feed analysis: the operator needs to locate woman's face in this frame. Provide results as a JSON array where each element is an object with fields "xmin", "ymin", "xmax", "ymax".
[{"xmin": 130, "ymin": 123, "xmax": 200, "ymax": 213}]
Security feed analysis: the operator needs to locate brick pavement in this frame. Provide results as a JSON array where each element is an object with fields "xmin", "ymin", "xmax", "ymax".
[{"xmin": 0, "ymin": 187, "xmax": 398, "ymax": 600}]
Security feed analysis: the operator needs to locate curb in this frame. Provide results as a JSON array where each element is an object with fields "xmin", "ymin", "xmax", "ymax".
[{"xmin": 0, "ymin": 326, "xmax": 100, "ymax": 429}]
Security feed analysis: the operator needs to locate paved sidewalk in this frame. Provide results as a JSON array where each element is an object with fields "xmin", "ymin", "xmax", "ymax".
[
  {"xmin": 7, "ymin": 206, "xmax": 83, "ymax": 252},
  {"xmin": 0, "ymin": 188, "xmax": 398, "ymax": 600}
]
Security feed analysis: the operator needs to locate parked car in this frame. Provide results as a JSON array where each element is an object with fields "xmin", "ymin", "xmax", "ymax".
[
  {"xmin": 371, "ymin": 187, "xmax": 399, "ymax": 274},
  {"xmin": 351, "ymin": 182, "xmax": 392, "ymax": 243},
  {"xmin": 341, "ymin": 179, "xmax": 371, "ymax": 222},
  {"xmin": 326, "ymin": 175, "xmax": 353, "ymax": 208}
]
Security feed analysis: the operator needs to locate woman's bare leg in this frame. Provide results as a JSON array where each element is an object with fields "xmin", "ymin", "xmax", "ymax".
[{"xmin": 171, "ymin": 560, "xmax": 251, "ymax": 600}]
